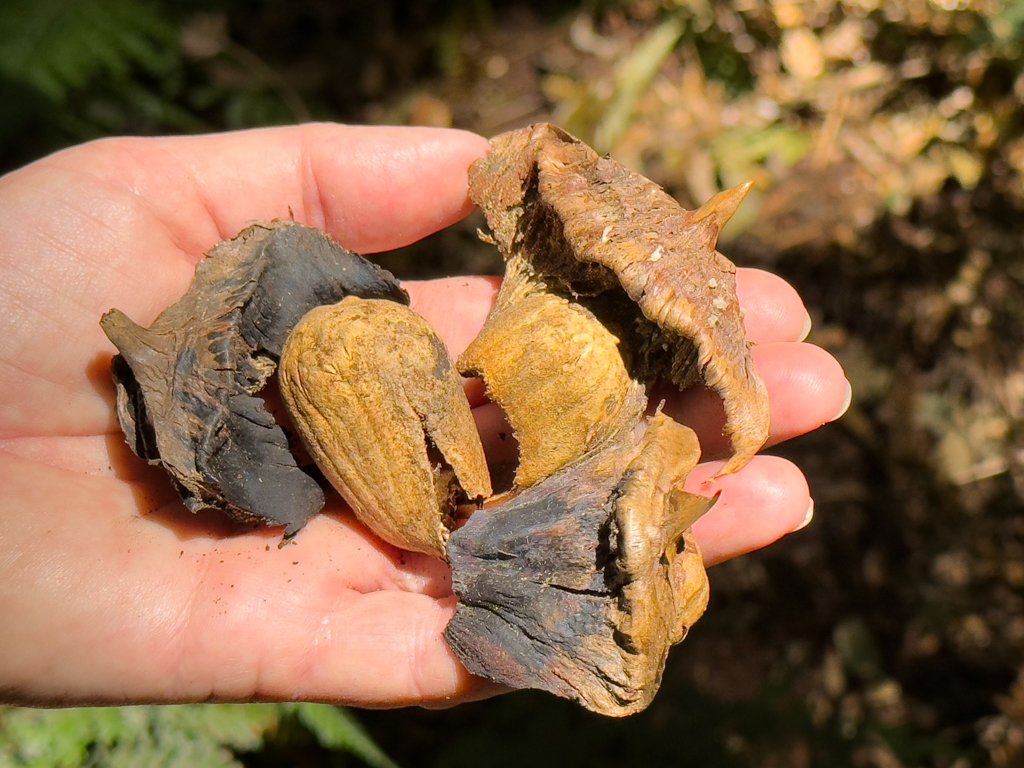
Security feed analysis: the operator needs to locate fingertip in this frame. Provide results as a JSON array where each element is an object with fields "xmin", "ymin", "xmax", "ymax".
[
  {"xmin": 792, "ymin": 497, "xmax": 815, "ymax": 532},
  {"xmin": 407, "ymin": 595, "xmax": 508, "ymax": 708},
  {"xmin": 291, "ymin": 591, "xmax": 486, "ymax": 708},
  {"xmin": 409, "ymin": 595, "xmax": 485, "ymax": 704},
  {"xmin": 687, "ymin": 455, "xmax": 811, "ymax": 566},
  {"xmin": 835, "ymin": 379, "xmax": 853, "ymax": 421},
  {"xmin": 304, "ymin": 125, "xmax": 490, "ymax": 253},
  {"xmin": 751, "ymin": 342, "xmax": 850, "ymax": 444},
  {"xmin": 661, "ymin": 341, "xmax": 849, "ymax": 458},
  {"xmin": 404, "ymin": 276, "xmax": 502, "ymax": 357},
  {"xmin": 409, "ymin": 596, "xmax": 507, "ymax": 708},
  {"xmin": 735, "ymin": 268, "xmax": 810, "ymax": 344}
]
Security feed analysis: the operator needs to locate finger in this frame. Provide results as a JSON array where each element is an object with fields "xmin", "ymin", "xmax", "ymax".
[
  {"xmin": 53, "ymin": 124, "xmax": 490, "ymax": 258},
  {"xmin": 660, "ymin": 342, "xmax": 850, "ymax": 458},
  {"xmin": 403, "ymin": 276, "xmax": 502, "ymax": 359},
  {"xmin": 687, "ymin": 455, "xmax": 812, "ymax": 566},
  {"xmin": 241, "ymin": 590, "xmax": 495, "ymax": 707},
  {"xmin": 178, "ymin": 530, "xmax": 496, "ymax": 706},
  {"xmin": 735, "ymin": 268, "xmax": 812, "ymax": 344}
]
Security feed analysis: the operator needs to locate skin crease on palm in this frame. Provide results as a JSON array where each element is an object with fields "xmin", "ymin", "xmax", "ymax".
[{"xmin": 0, "ymin": 124, "xmax": 849, "ymax": 710}]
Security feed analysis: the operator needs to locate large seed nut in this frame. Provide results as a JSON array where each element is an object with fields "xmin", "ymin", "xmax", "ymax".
[
  {"xmin": 459, "ymin": 288, "xmax": 646, "ymax": 489},
  {"xmin": 279, "ymin": 296, "xmax": 492, "ymax": 558}
]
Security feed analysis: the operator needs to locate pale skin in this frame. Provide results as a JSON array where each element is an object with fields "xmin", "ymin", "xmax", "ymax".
[{"xmin": 0, "ymin": 124, "xmax": 849, "ymax": 708}]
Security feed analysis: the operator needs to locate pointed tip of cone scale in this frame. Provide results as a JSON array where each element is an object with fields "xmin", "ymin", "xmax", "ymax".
[
  {"xmin": 690, "ymin": 181, "xmax": 754, "ymax": 243},
  {"xmin": 99, "ymin": 308, "xmax": 161, "ymax": 369},
  {"xmin": 100, "ymin": 308, "xmax": 141, "ymax": 346}
]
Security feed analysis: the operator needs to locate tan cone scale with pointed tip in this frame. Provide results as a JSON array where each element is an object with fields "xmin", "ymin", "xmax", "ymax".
[{"xmin": 466, "ymin": 123, "xmax": 770, "ymax": 475}]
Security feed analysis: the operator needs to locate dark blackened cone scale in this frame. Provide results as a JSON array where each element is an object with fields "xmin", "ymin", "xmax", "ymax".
[
  {"xmin": 446, "ymin": 415, "xmax": 714, "ymax": 717},
  {"xmin": 100, "ymin": 220, "xmax": 407, "ymax": 534}
]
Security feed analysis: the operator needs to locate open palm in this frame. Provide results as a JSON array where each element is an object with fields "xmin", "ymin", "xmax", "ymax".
[{"xmin": 0, "ymin": 124, "xmax": 847, "ymax": 708}]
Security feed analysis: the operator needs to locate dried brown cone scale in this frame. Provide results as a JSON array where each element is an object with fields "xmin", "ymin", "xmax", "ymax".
[
  {"xmin": 445, "ymin": 414, "xmax": 713, "ymax": 716},
  {"xmin": 100, "ymin": 220, "xmax": 408, "ymax": 534},
  {"xmin": 467, "ymin": 122, "xmax": 770, "ymax": 475}
]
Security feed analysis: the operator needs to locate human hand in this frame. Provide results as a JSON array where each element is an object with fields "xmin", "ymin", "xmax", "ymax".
[{"xmin": 0, "ymin": 124, "xmax": 848, "ymax": 709}]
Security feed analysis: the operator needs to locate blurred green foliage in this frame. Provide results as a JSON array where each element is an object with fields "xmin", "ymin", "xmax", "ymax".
[
  {"xmin": 0, "ymin": 0, "xmax": 201, "ymax": 168},
  {"xmin": 0, "ymin": 0, "xmax": 175, "ymax": 101},
  {"xmin": 0, "ymin": 704, "xmax": 398, "ymax": 768}
]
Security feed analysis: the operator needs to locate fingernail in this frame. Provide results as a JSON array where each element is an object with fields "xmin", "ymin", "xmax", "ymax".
[
  {"xmin": 833, "ymin": 380, "xmax": 852, "ymax": 421},
  {"xmin": 792, "ymin": 498, "xmax": 814, "ymax": 532},
  {"xmin": 799, "ymin": 312, "xmax": 812, "ymax": 342}
]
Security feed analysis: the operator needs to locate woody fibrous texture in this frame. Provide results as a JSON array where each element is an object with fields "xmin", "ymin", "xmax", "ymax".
[
  {"xmin": 101, "ymin": 221, "xmax": 408, "ymax": 534},
  {"xmin": 444, "ymin": 123, "xmax": 768, "ymax": 716},
  {"xmin": 279, "ymin": 297, "xmax": 492, "ymax": 558},
  {"xmin": 446, "ymin": 414, "xmax": 714, "ymax": 715},
  {"xmin": 464, "ymin": 123, "xmax": 769, "ymax": 476}
]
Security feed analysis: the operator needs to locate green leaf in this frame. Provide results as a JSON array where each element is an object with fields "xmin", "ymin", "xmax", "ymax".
[
  {"xmin": 292, "ymin": 704, "xmax": 401, "ymax": 768},
  {"xmin": 0, "ymin": 0, "xmax": 176, "ymax": 101},
  {"xmin": 147, "ymin": 705, "xmax": 281, "ymax": 756},
  {"xmin": 0, "ymin": 705, "xmax": 283, "ymax": 768},
  {"xmin": 0, "ymin": 706, "xmax": 125, "ymax": 768},
  {"xmin": 0, "ymin": 703, "xmax": 397, "ymax": 767}
]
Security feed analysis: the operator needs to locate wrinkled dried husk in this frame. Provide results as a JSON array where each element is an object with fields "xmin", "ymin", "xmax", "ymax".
[
  {"xmin": 446, "ymin": 414, "xmax": 713, "ymax": 716},
  {"xmin": 459, "ymin": 287, "xmax": 646, "ymax": 489},
  {"xmin": 100, "ymin": 221, "xmax": 408, "ymax": 534},
  {"xmin": 468, "ymin": 123, "xmax": 769, "ymax": 475},
  {"xmin": 280, "ymin": 297, "xmax": 492, "ymax": 558}
]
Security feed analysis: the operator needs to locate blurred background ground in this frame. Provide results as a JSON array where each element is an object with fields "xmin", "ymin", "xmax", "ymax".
[{"xmin": 3, "ymin": 0, "xmax": 1024, "ymax": 766}]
